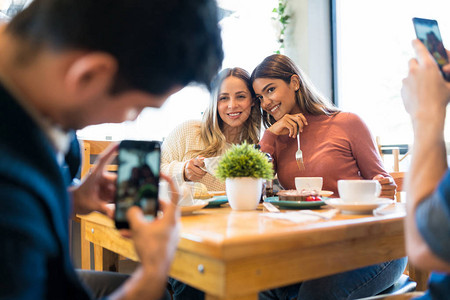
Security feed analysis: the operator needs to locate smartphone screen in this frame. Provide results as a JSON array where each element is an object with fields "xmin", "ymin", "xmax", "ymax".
[
  {"xmin": 114, "ymin": 140, "xmax": 161, "ymax": 229},
  {"xmin": 413, "ymin": 17, "xmax": 449, "ymax": 80}
]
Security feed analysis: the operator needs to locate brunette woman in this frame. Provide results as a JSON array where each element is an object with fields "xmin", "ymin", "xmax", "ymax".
[{"xmin": 252, "ymin": 54, "xmax": 407, "ymax": 299}]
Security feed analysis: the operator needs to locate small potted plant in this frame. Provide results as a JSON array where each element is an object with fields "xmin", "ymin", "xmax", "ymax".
[{"xmin": 216, "ymin": 142, "xmax": 273, "ymax": 210}]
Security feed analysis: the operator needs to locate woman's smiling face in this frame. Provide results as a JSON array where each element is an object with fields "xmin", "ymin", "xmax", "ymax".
[
  {"xmin": 217, "ymin": 76, "xmax": 254, "ymax": 129},
  {"xmin": 253, "ymin": 77, "xmax": 300, "ymax": 120}
]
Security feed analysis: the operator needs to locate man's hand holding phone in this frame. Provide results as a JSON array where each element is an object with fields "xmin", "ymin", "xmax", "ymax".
[
  {"xmin": 402, "ymin": 39, "xmax": 450, "ymax": 121},
  {"xmin": 109, "ymin": 174, "xmax": 180, "ymax": 300}
]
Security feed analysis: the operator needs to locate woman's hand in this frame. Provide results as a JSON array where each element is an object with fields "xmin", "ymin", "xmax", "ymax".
[
  {"xmin": 183, "ymin": 156, "xmax": 206, "ymax": 181},
  {"xmin": 373, "ymin": 174, "xmax": 397, "ymax": 200},
  {"xmin": 267, "ymin": 113, "xmax": 308, "ymax": 138}
]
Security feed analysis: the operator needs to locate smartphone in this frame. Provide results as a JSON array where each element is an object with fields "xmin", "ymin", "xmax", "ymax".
[
  {"xmin": 413, "ymin": 17, "xmax": 450, "ymax": 80},
  {"xmin": 114, "ymin": 140, "xmax": 161, "ymax": 229}
]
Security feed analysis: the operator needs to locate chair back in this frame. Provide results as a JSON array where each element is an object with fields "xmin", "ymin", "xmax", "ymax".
[
  {"xmin": 80, "ymin": 140, "xmax": 118, "ymax": 179},
  {"xmin": 376, "ymin": 136, "xmax": 410, "ymax": 173}
]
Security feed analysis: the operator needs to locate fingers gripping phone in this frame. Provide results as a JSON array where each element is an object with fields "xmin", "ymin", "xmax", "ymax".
[
  {"xmin": 114, "ymin": 140, "xmax": 161, "ymax": 229},
  {"xmin": 413, "ymin": 17, "xmax": 450, "ymax": 81}
]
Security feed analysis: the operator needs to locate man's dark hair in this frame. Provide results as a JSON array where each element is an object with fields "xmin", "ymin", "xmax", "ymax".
[{"xmin": 7, "ymin": 0, "xmax": 223, "ymax": 94}]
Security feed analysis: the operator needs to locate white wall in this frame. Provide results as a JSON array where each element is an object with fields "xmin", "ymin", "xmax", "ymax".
[{"xmin": 285, "ymin": 0, "xmax": 333, "ymax": 102}]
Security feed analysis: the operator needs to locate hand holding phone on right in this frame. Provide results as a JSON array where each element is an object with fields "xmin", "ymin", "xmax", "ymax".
[{"xmin": 413, "ymin": 17, "xmax": 450, "ymax": 81}]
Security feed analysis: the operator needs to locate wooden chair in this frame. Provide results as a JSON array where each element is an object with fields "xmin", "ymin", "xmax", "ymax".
[
  {"xmin": 78, "ymin": 140, "xmax": 120, "ymax": 271},
  {"xmin": 80, "ymin": 140, "xmax": 118, "ymax": 179},
  {"xmin": 388, "ymin": 171, "xmax": 430, "ymax": 291},
  {"xmin": 376, "ymin": 137, "xmax": 411, "ymax": 175}
]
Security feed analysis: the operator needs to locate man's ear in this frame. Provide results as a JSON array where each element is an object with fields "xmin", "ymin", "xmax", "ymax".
[{"xmin": 64, "ymin": 52, "xmax": 118, "ymax": 100}]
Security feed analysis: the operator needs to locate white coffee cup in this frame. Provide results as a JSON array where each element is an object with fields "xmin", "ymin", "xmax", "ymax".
[
  {"xmin": 203, "ymin": 156, "xmax": 221, "ymax": 176},
  {"xmin": 295, "ymin": 177, "xmax": 323, "ymax": 193},
  {"xmin": 337, "ymin": 180, "xmax": 381, "ymax": 202}
]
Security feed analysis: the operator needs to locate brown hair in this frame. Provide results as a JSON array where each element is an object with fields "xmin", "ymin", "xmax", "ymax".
[{"xmin": 251, "ymin": 54, "xmax": 339, "ymax": 128}]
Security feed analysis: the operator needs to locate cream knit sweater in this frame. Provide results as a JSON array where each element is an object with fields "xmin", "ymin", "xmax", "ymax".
[{"xmin": 161, "ymin": 120, "xmax": 227, "ymax": 191}]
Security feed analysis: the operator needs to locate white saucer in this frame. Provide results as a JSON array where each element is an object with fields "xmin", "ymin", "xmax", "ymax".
[
  {"xmin": 324, "ymin": 198, "xmax": 394, "ymax": 214},
  {"xmin": 373, "ymin": 203, "xmax": 406, "ymax": 216},
  {"xmin": 179, "ymin": 200, "xmax": 208, "ymax": 215}
]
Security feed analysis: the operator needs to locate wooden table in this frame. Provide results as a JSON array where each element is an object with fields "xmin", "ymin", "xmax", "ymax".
[{"xmin": 79, "ymin": 205, "xmax": 407, "ymax": 300}]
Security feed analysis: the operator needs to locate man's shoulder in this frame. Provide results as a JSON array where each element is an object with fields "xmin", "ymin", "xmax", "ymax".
[
  {"xmin": 418, "ymin": 272, "xmax": 450, "ymax": 300},
  {"xmin": 0, "ymin": 91, "xmax": 66, "ymax": 212}
]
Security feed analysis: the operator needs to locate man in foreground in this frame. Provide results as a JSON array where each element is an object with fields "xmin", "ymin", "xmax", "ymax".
[
  {"xmin": 401, "ymin": 39, "xmax": 450, "ymax": 299},
  {"xmin": 0, "ymin": 0, "xmax": 223, "ymax": 299}
]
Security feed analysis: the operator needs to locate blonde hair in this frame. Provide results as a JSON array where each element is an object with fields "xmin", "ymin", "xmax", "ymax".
[
  {"xmin": 191, "ymin": 68, "xmax": 261, "ymax": 157},
  {"xmin": 251, "ymin": 54, "xmax": 340, "ymax": 128}
]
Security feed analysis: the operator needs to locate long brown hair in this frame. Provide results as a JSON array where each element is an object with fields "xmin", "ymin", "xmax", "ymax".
[
  {"xmin": 192, "ymin": 67, "xmax": 261, "ymax": 157},
  {"xmin": 251, "ymin": 54, "xmax": 339, "ymax": 128}
]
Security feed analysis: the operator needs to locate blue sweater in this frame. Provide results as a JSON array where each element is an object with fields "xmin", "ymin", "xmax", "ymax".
[{"xmin": 0, "ymin": 84, "xmax": 92, "ymax": 299}]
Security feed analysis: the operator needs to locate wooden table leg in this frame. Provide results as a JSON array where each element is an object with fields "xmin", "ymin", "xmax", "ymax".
[
  {"xmin": 80, "ymin": 219, "xmax": 91, "ymax": 270},
  {"xmin": 94, "ymin": 244, "xmax": 119, "ymax": 272},
  {"xmin": 408, "ymin": 264, "xmax": 430, "ymax": 291}
]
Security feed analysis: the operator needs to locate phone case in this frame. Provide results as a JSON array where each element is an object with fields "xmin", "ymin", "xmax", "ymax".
[{"xmin": 114, "ymin": 140, "xmax": 161, "ymax": 229}]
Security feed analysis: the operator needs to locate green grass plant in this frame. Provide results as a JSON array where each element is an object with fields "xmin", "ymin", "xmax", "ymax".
[{"xmin": 216, "ymin": 142, "xmax": 273, "ymax": 180}]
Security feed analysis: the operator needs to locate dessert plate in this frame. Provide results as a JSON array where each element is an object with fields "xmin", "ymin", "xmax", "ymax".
[
  {"xmin": 265, "ymin": 196, "xmax": 326, "ymax": 209},
  {"xmin": 277, "ymin": 190, "xmax": 333, "ymax": 201},
  {"xmin": 205, "ymin": 195, "xmax": 228, "ymax": 208},
  {"xmin": 179, "ymin": 200, "xmax": 208, "ymax": 215},
  {"xmin": 324, "ymin": 198, "xmax": 394, "ymax": 214},
  {"xmin": 209, "ymin": 191, "xmax": 226, "ymax": 196}
]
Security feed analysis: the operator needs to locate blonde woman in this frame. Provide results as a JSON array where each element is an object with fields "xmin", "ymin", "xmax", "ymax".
[{"xmin": 161, "ymin": 67, "xmax": 261, "ymax": 191}]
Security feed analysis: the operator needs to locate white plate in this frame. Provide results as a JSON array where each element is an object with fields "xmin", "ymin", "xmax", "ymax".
[
  {"xmin": 179, "ymin": 200, "xmax": 208, "ymax": 215},
  {"xmin": 324, "ymin": 198, "xmax": 394, "ymax": 214},
  {"xmin": 209, "ymin": 191, "xmax": 226, "ymax": 196},
  {"xmin": 373, "ymin": 203, "xmax": 406, "ymax": 216}
]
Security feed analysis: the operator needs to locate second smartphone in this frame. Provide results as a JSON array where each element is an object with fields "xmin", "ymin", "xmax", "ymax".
[
  {"xmin": 114, "ymin": 140, "xmax": 161, "ymax": 229},
  {"xmin": 413, "ymin": 17, "xmax": 450, "ymax": 81}
]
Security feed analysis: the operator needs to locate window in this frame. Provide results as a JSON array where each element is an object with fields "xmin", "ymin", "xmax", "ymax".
[
  {"xmin": 77, "ymin": 0, "xmax": 278, "ymax": 142},
  {"xmin": 333, "ymin": 0, "xmax": 450, "ymax": 147}
]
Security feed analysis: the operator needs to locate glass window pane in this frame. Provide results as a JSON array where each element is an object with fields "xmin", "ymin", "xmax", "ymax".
[{"xmin": 335, "ymin": 0, "xmax": 450, "ymax": 145}]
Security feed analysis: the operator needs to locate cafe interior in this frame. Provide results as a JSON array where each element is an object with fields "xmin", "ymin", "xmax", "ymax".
[{"xmin": 1, "ymin": 0, "xmax": 449, "ymax": 299}]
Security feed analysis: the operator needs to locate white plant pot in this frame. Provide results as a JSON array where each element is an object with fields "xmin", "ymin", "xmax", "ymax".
[{"xmin": 226, "ymin": 177, "xmax": 263, "ymax": 210}]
